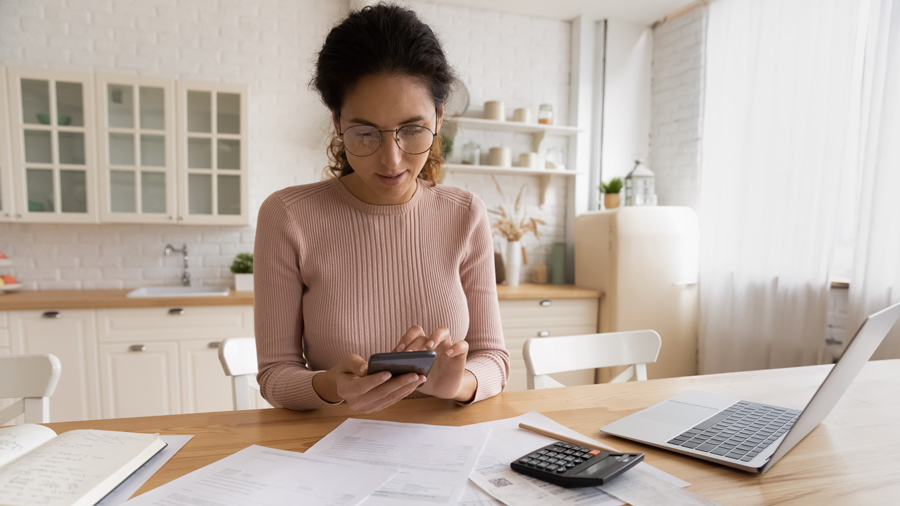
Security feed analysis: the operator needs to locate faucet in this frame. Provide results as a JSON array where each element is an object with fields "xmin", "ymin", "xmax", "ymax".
[{"xmin": 164, "ymin": 243, "xmax": 191, "ymax": 286}]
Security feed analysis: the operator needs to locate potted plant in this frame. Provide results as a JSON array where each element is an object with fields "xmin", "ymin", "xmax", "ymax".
[
  {"xmin": 230, "ymin": 253, "xmax": 253, "ymax": 292},
  {"xmin": 599, "ymin": 177, "xmax": 623, "ymax": 210}
]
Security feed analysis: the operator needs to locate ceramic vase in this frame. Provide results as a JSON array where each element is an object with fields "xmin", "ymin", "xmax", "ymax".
[{"xmin": 505, "ymin": 240, "xmax": 522, "ymax": 287}]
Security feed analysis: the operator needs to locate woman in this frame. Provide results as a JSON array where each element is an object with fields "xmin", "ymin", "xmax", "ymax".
[{"xmin": 254, "ymin": 4, "xmax": 509, "ymax": 413}]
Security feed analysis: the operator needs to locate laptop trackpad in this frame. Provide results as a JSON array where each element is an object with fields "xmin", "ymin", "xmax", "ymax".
[{"xmin": 640, "ymin": 400, "xmax": 720, "ymax": 427}]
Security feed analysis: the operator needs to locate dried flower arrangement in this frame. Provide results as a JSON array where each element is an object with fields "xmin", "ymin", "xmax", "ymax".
[{"xmin": 488, "ymin": 176, "xmax": 545, "ymax": 242}]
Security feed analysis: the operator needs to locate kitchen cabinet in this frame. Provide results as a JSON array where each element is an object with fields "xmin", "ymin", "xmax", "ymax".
[
  {"xmin": 2, "ymin": 302, "xmax": 253, "ymax": 424},
  {"xmin": 95, "ymin": 74, "xmax": 177, "ymax": 224},
  {"xmin": 0, "ymin": 312, "xmax": 9, "ymax": 354},
  {"xmin": 0, "ymin": 311, "xmax": 16, "ymax": 424},
  {"xmin": 96, "ymin": 306, "xmax": 254, "ymax": 417},
  {"xmin": 0, "ymin": 66, "xmax": 14, "ymax": 222},
  {"xmin": 6, "ymin": 67, "xmax": 98, "ymax": 223},
  {"xmin": 179, "ymin": 339, "xmax": 234, "ymax": 414},
  {"xmin": 0, "ymin": 67, "xmax": 249, "ymax": 225},
  {"xmin": 98, "ymin": 340, "xmax": 180, "ymax": 419},
  {"xmin": 176, "ymin": 81, "xmax": 249, "ymax": 225},
  {"xmin": 8, "ymin": 309, "xmax": 101, "ymax": 422},
  {"xmin": 499, "ymin": 293, "xmax": 600, "ymax": 392}
]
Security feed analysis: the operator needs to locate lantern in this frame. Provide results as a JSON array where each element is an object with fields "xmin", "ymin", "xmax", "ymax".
[{"xmin": 624, "ymin": 159, "xmax": 658, "ymax": 206}]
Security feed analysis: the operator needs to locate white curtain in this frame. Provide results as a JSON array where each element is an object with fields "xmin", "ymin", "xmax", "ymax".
[
  {"xmin": 698, "ymin": 0, "xmax": 865, "ymax": 373},
  {"xmin": 847, "ymin": 0, "xmax": 900, "ymax": 359}
]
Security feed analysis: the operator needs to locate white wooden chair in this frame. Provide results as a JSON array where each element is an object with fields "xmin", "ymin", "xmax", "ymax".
[
  {"xmin": 0, "ymin": 354, "xmax": 62, "ymax": 425},
  {"xmin": 218, "ymin": 337, "xmax": 263, "ymax": 410},
  {"xmin": 523, "ymin": 330, "xmax": 662, "ymax": 390}
]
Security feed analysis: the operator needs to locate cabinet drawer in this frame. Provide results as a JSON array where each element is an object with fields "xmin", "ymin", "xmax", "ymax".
[
  {"xmin": 0, "ymin": 312, "xmax": 8, "ymax": 328},
  {"xmin": 499, "ymin": 298, "xmax": 598, "ymax": 329},
  {"xmin": 97, "ymin": 306, "xmax": 254, "ymax": 343},
  {"xmin": 0, "ymin": 328, "xmax": 8, "ymax": 347}
]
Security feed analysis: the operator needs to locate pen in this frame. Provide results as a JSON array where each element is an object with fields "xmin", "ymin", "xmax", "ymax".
[{"xmin": 518, "ymin": 423, "xmax": 613, "ymax": 451}]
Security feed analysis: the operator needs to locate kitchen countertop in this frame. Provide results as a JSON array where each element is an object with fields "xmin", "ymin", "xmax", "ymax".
[
  {"xmin": 0, "ymin": 284, "xmax": 600, "ymax": 311},
  {"xmin": 0, "ymin": 289, "xmax": 255, "ymax": 310},
  {"xmin": 495, "ymin": 283, "xmax": 601, "ymax": 300}
]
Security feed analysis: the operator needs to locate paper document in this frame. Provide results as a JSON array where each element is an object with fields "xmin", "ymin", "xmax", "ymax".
[
  {"xmin": 306, "ymin": 418, "xmax": 491, "ymax": 506},
  {"xmin": 465, "ymin": 412, "xmax": 692, "ymax": 506},
  {"xmin": 97, "ymin": 435, "xmax": 193, "ymax": 506},
  {"xmin": 597, "ymin": 470, "xmax": 723, "ymax": 506},
  {"xmin": 123, "ymin": 445, "xmax": 399, "ymax": 506}
]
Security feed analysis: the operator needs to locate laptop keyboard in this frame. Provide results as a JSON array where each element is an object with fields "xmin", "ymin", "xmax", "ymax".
[{"xmin": 666, "ymin": 401, "xmax": 801, "ymax": 462}]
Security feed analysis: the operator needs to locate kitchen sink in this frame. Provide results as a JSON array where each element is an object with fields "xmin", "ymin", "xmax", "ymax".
[{"xmin": 126, "ymin": 286, "xmax": 231, "ymax": 298}]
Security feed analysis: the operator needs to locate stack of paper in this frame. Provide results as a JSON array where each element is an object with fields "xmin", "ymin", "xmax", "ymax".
[{"xmin": 118, "ymin": 412, "xmax": 711, "ymax": 506}]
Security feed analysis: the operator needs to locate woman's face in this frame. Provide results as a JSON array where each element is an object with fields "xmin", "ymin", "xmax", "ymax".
[{"xmin": 334, "ymin": 73, "xmax": 442, "ymax": 205}]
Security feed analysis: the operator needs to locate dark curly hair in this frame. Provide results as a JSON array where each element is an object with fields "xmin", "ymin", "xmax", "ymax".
[{"xmin": 312, "ymin": 3, "xmax": 455, "ymax": 184}]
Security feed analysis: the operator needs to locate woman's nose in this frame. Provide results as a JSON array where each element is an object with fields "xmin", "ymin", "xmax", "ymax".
[{"xmin": 379, "ymin": 132, "xmax": 404, "ymax": 168}]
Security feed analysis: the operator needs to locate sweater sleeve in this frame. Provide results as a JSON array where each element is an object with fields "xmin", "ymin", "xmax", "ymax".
[
  {"xmin": 254, "ymin": 193, "xmax": 337, "ymax": 410},
  {"xmin": 459, "ymin": 194, "xmax": 510, "ymax": 403}
]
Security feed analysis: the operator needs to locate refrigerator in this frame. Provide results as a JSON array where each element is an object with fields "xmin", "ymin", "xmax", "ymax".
[{"xmin": 575, "ymin": 207, "xmax": 699, "ymax": 380}]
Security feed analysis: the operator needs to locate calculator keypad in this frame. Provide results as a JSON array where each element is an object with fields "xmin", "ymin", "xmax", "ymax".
[{"xmin": 517, "ymin": 442, "xmax": 599, "ymax": 473}]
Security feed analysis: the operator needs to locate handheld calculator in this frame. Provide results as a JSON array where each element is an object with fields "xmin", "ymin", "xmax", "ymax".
[{"xmin": 510, "ymin": 441, "xmax": 643, "ymax": 488}]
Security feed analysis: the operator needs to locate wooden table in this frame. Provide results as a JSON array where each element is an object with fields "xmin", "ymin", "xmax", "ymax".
[{"xmin": 45, "ymin": 360, "xmax": 900, "ymax": 505}]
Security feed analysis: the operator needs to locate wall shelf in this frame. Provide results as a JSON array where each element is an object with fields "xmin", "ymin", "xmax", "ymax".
[
  {"xmin": 444, "ymin": 164, "xmax": 583, "ymax": 205},
  {"xmin": 445, "ymin": 116, "xmax": 583, "ymax": 152},
  {"xmin": 444, "ymin": 163, "xmax": 582, "ymax": 177}
]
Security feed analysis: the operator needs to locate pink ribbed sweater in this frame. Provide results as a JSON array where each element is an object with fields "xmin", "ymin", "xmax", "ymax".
[{"xmin": 254, "ymin": 177, "xmax": 510, "ymax": 410}]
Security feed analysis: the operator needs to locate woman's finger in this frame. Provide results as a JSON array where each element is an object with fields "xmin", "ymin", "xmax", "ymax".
[
  {"xmin": 393, "ymin": 325, "xmax": 426, "ymax": 352},
  {"xmin": 352, "ymin": 373, "xmax": 425, "ymax": 413},
  {"xmin": 407, "ymin": 326, "xmax": 452, "ymax": 351},
  {"xmin": 444, "ymin": 339, "xmax": 469, "ymax": 358},
  {"xmin": 336, "ymin": 370, "xmax": 393, "ymax": 401}
]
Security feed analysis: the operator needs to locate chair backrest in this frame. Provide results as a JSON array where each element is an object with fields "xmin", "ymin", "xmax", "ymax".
[
  {"xmin": 523, "ymin": 330, "xmax": 662, "ymax": 389},
  {"xmin": 218, "ymin": 337, "xmax": 261, "ymax": 410},
  {"xmin": 0, "ymin": 354, "xmax": 62, "ymax": 424}
]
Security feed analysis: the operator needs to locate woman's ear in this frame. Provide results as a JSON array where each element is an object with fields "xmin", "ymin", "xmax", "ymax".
[
  {"xmin": 331, "ymin": 110, "xmax": 341, "ymax": 135},
  {"xmin": 435, "ymin": 106, "xmax": 444, "ymax": 133}
]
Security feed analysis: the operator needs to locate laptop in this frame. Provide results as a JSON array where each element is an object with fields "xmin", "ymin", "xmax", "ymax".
[{"xmin": 600, "ymin": 302, "xmax": 900, "ymax": 473}]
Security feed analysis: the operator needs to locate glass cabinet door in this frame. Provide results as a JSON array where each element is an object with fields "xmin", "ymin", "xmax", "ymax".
[
  {"xmin": 0, "ymin": 66, "xmax": 14, "ymax": 221},
  {"xmin": 97, "ymin": 75, "xmax": 175, "ymax": 223},
  {"xmin": 178, "ymin": 82, "xmax": 248, "ymax": 224},
  {"xmin": 6, "ymin": 68, "xmax": 97, "ymax": 222}
]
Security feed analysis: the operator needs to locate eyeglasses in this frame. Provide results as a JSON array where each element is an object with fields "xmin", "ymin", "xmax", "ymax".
[{"xmin": 339, "ymin": 119, "xmax": 437, "ymax": 157}]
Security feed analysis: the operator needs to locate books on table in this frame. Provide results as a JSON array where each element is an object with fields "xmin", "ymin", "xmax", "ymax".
[{"xmin": 0, "ymin": 423, "xmax": 166, "ymax": 506}]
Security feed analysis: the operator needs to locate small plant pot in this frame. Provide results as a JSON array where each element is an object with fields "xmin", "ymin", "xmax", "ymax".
[
  {"xmin": 604, "ymin": 193, "xmax": 620, "ymax": 210},
  {"xmin": 234, "ymin": 273, "xmax": 254, "ymax": 292}
]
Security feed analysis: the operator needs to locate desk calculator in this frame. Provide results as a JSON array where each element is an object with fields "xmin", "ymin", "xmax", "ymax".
[{"xmin": 510, "ymin": 441, "xmax": 643, "ymax": 488}]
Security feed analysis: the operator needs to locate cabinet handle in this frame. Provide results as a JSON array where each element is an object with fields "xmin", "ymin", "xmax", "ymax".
[
  {"xmin": 207, "ymin": 341, "xmax": 220, "ymax": 349},
  {"xmin": 42, "ymin": 311, "xmax": 61, "ymax": 319},
  {"xmin": 168, "ymin": 308, "xmax": 185, "ymax": 315},
  {"xmin": 129, "ymin": 344, "xmax": 147, "ymax": 352},
  {"xmin": 538, "ymin": 330, "xmax": 551, "ymax": 337},
  {"xmin": 539, "ymin": 300, "xmax": 552, "ymax": 307}
]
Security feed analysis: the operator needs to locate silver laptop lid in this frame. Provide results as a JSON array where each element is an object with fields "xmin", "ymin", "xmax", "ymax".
[{"xmin": 760, "ymin": 302, "xmax": 900, "ymax": 473}]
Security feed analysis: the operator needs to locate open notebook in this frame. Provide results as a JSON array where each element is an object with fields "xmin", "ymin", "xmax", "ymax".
[{"xmin": 0, "ymin": 424, "xmax": 166, "ymax": 506}]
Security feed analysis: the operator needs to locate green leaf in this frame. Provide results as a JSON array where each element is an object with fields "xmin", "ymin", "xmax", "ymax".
[{"xmin": 230, "ymin": 253, "xmax": 253, "ymax": 274}]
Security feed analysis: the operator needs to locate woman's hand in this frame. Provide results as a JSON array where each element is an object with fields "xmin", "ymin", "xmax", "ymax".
[
  {"xmin": 394, "ymin": 326, "xmax": 477, "ymax": 402},
  {"xmin": 312, "ymin": 354, "xmax": 426, "ymax": 413}
]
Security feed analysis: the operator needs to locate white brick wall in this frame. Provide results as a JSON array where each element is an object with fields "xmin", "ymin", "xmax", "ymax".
[
  {"xmin": 0, "ymin": 0, "xmax": 571, "ymax": 289},
  {"xmin": 649, "ymin": 5, "xmax": 706, "ymax": 209}
]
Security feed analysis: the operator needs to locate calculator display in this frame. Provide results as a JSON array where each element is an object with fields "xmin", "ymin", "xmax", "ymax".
[{"xmin": 576, "ymin": 456, "xmax": 620, "ymax": 477}]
